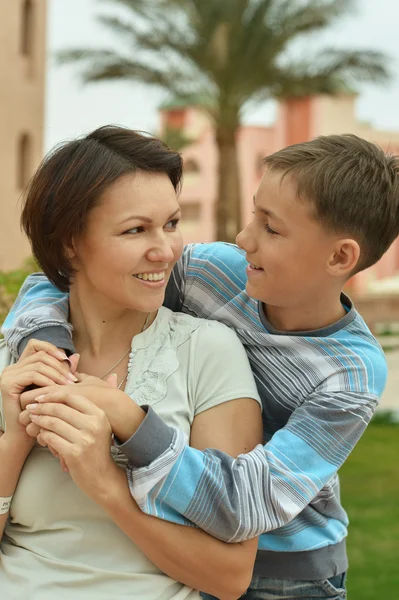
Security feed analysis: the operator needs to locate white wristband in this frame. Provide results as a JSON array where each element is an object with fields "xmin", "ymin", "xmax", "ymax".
[{"xmin": 0, "ymin": 496, "xmax": 12, "ymax": 515}]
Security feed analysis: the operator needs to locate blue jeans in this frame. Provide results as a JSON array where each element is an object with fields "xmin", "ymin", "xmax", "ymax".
[{"xmin": 201, "ymin": 572, "xmax": 347, "ymax": 599}]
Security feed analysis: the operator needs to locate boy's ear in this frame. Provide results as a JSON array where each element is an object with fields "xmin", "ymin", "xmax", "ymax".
[{"xmin": 327, "ymin": 238, "xmax": 360, "ymax": 277}]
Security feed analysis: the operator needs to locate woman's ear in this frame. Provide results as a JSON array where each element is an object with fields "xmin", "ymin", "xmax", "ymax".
[{"xmin": 64, "ymin": 239, "xmax": 78, "ymax": 267}]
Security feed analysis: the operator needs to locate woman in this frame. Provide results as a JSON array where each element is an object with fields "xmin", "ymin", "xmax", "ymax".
[{"xmin": 0, "ymin": 126, "xmax": 262, "ymax": 600}]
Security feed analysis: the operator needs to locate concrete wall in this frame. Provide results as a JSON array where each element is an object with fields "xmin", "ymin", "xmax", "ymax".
[{"xmin": 0, "ymin": 0, "xmax": 46, "ymax": 271}]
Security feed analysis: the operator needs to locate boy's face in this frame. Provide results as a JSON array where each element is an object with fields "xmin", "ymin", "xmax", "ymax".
[{"xmin": 236, "ymin": 169, "xmax": 342, "ymax": 312}]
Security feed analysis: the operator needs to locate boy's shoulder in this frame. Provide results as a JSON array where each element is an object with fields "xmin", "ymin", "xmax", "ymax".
[
  {"xmin": 312, "ymin": 307, "xmax": 387, "ymax": 397},
  {"xmin": 187, "ymin": 242, "xmax": 248, "ymax": 284}
]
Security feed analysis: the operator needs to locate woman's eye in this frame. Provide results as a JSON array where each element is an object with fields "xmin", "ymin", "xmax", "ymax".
[
  {"xmin": 165, "ymin": 219, "xmax": 180, "ymax": 229},
  {"xmin": 124, "ymin": 226, "xmax": 144, "ymax": 235}
]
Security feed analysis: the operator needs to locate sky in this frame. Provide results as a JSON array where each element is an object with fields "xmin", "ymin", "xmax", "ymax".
[{"xmin": 45, "ymin": 0, "xmax": 399, "ymax": 151}]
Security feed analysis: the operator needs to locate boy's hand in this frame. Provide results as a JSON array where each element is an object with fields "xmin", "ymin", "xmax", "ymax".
[
  {"xmin": 20, "ymin": 376, "xmax": 145, "ymax": 443},
  {"xmin": 25, "ymin": 390, "xmax": 118, "ymax": 501}
]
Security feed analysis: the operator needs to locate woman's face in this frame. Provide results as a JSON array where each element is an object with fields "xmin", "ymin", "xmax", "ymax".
[{"xmin": 71, "ymin": 171, "xmax": 183, "ymax": 314}]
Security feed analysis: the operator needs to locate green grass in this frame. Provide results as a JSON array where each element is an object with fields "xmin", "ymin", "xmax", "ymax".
[{"xmin": 340, "ymin": 423, "xmax": 399, "ymax": 599}]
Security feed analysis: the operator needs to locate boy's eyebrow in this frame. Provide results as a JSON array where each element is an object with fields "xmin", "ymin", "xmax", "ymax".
[
  {"xmin": 119, "ymin": 208, "xmax": 181, "ymax": 225},
  {"xmin": 253, "ymin": 196, "xmax": 284, "ymax": 224}
]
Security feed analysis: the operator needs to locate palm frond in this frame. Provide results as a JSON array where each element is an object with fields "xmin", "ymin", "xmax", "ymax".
[
  {"xmin": 96, "ymin": 15, "xmax": 137, "ymax": 39},
  {"xmin": 56, "ymin": 48, "xmax": 126, "ymax": 66},
  {"xmin": 80, "ymin": 57, "xmax": 206, "ymax": 98},
  {"xmin": 270, "ymin": 0, "xmax": 355, "ymax": 37},
  {"xmin": 56, "ymin": 0, "xmax": 390, "ymax": 120},
  {"xmin": 270, "ymin": 48, "xmax": 390, "ymax": 98},
  {"xmin": 98, "ymin": 0, "xmax": 164, "ymax": 21},
  {"xmin": 98, "ymin": 0, "xmax": 196, "ymax": 25}
]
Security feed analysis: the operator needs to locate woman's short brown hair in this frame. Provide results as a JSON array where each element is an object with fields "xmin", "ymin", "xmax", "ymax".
[{"xmin": 21, "ymin": 126, "xmax": 183, "ymax": 291}]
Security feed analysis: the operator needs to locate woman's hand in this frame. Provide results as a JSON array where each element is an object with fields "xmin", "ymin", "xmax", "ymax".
[
  {"xmin": 0, "ymin": 340, "xmax": 76, "ymax": 444},
  {"xmin": 20, "ymin": 376, "xmax": 145, "ymax": 443},
  {"xmin": 24, "ymin": 390, "xmax": 119, "ymax": 501}
]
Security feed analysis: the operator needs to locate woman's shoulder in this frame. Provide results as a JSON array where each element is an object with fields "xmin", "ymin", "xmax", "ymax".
[
  {"xmin": 164, "ymin": 308, "xmax": 237, "ymax": 341},
  {"xmin": 163, "ymin": 309, "xmax": 244, "ymax": 359}
]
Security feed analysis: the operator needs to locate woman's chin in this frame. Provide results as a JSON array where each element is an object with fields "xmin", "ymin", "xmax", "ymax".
[{"xmin": 127, "ymin": 290, "xmax": 166, "ymax": 313}]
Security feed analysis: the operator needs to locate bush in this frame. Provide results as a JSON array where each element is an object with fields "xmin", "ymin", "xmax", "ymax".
[{"xmin": 0, "ymin": 257, "xmax": 38, "ymax": 331}]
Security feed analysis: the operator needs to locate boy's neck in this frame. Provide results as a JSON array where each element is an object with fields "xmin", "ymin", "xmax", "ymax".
[{"xmin": 263, "ymin": 295, "xmax": 347, "ymax": 333}]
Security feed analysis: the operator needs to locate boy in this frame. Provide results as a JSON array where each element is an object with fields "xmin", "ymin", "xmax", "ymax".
[{"xmin": 3, "ymin": 134, "xmax": 398, "ymax": 599}]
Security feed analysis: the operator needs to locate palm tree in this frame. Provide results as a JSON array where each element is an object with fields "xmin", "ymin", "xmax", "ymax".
[{"xmin": 58, "ymin": 0, "xmax": 390, "ymax": 242}]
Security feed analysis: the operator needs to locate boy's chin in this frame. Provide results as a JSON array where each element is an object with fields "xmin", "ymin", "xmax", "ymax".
[{"xmin": 245, "ymin": 282, "xmax": 266, "ymax": 303}]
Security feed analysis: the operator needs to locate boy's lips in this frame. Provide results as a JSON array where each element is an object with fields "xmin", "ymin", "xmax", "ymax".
[
  {"xmin": 246, "ymin": 263, "xmax": 264, "ymax": 278},
  {"xmin": 247, "ymin": 261, "xmax": 264, "ymax": 271}
]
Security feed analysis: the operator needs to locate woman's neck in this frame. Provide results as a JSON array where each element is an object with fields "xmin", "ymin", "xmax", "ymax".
[{"xmin": 69, "ymin": 284, "xmax": 152, "ymax": 358}]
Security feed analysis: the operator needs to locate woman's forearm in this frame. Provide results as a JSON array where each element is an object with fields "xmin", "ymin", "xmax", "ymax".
[
  {"xmin": 97, "ymin": 467, "xmax": 256, "ymax": 600},
  {"xmin": 0, "ymin": 433, "xmax": 32, "ymax": 541}
]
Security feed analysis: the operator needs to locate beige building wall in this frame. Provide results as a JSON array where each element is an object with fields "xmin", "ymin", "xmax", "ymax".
[{"xmin": 0, "ymin": 0, "xmax": 46, "ymax": 270}]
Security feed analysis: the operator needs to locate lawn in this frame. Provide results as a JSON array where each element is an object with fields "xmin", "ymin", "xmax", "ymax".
[{"xmin": 340, "ymin": 422, "xmax": 399, "ymax": 599}]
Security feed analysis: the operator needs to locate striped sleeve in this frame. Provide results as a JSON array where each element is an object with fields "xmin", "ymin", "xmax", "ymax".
[
  {"xmin": 1, "ymin": 247, "xmax": 197, "ymax": 358},
  {"xmin": 164, "ymin": 244, "xmax": 195, "ymax": 312},
  {"xmin": 126, "ymin": 388, "xmax": 380, "ymax": 542},
  {"xmin": 1, "ymin": 273, "xmax": 73, "ymax": 357}
]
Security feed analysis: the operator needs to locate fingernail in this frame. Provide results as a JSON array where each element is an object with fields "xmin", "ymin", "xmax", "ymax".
[
  {"xmin": 26, "ymin": 404, "xmax": 38, "ymax": 411},
  {"xmin": 67, "ymin": 373, "xmax": 78, "ymax": 382},
  {"xmin": 57, "ymin": 351, "xmax": 69, "ymax": 361},
  {"xmin": 35, "ymin": 395, "xmax": 46, "ymax": 401}
]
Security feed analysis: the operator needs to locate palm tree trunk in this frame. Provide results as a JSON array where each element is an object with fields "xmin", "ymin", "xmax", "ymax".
[{"xmin": 215, "ymin": 123, "xmax": 241, "ymax": 243}]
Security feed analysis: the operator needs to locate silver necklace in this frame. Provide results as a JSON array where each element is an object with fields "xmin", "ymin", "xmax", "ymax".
[{"xmin": 99, "ymin": 312, "xmax": 152, "ymax": 389}]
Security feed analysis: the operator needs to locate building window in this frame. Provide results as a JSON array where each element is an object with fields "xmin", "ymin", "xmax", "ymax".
[
  {"xmin": 181, "ymin": 202, "xmax": 201, "ymax": 224},
  {"xmin": 184, "ymin": 159, "xmax": 200, "ymax": 174},
  {"xmin": 21, "ymin": 0, "xmax": 34, "ymax": 57},
  {"xmin": 17, "ymin": 133, "xmax": 32, "ymax": 190},
  {"xmin": 183, "ymin": 158, "xmax": 201, "ymax": 187}
]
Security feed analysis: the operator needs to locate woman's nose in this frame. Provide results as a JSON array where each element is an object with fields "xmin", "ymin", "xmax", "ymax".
[{"xmin": 147, "ymin": 236, "xmax": 175, "ymax": 263}]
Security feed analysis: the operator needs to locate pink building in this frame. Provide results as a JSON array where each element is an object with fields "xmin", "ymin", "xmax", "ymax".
[{"xmin": 161, "ymin": 94, "xmax": 399, "ymax": 294}]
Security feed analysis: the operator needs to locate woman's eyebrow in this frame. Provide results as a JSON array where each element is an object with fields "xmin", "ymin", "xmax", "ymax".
[{"xmin": 118, "ymin": 208, "xmax": 181, "ymax": 225}]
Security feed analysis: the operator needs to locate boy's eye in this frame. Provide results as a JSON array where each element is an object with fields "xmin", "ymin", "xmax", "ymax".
[
  {"xmin": 252, "ymin": 210, "xmax": 278, "ymax": 235},
  {"xmin": 265, "ymin": 224, "xmax": 278, "ymax": 235}
]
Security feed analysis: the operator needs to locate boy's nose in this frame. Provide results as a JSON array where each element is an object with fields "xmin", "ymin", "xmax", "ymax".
[{"xmin": 236, "ymin": 226, "xmax": 256, "ymax": 253}]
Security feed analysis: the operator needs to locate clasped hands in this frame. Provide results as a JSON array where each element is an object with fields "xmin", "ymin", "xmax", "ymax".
[{"xmin": 0, "ymin": 340, "xmax": 144, "ymax": 499}]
